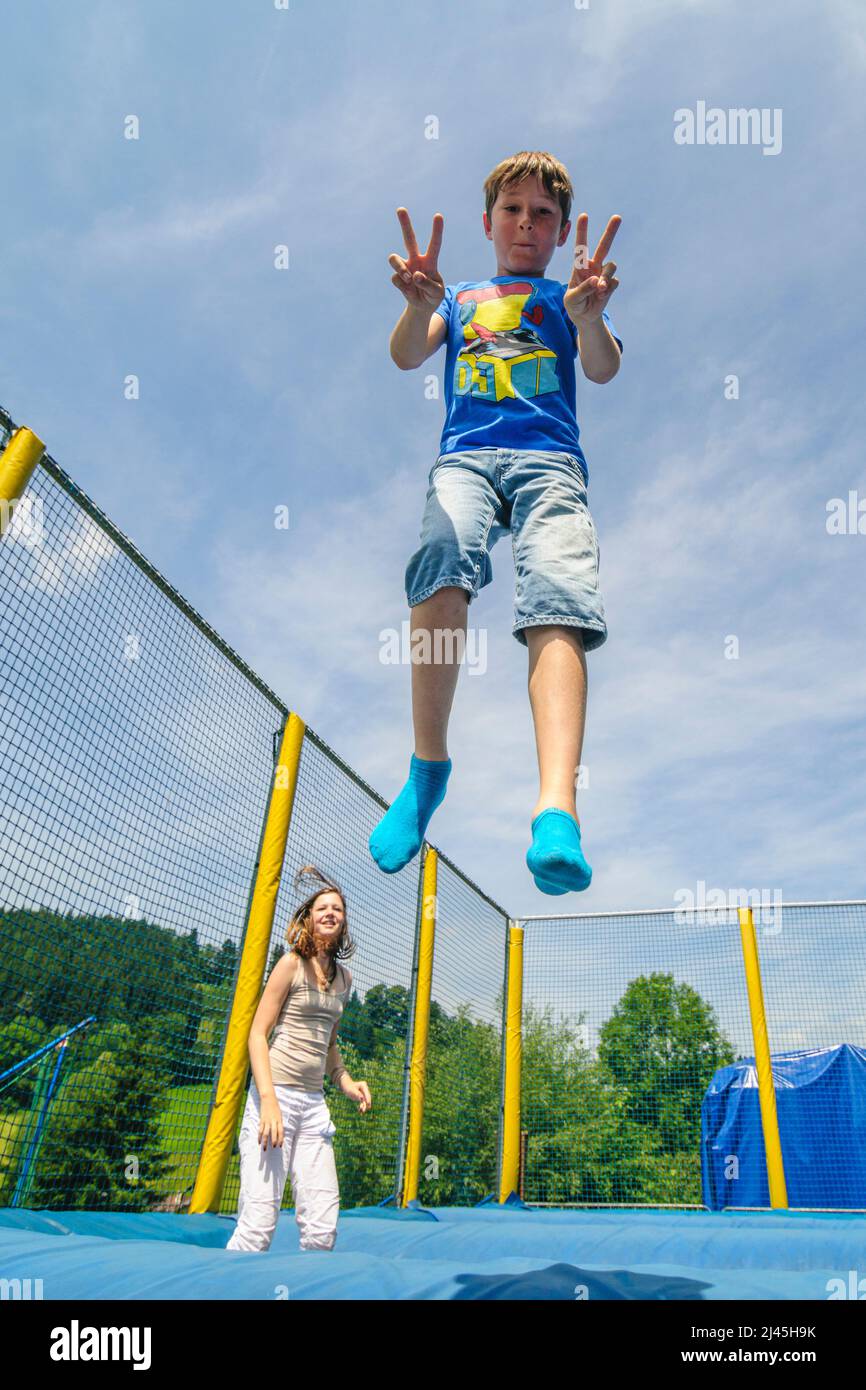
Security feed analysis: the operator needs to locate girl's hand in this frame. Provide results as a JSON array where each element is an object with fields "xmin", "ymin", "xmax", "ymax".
[
  {"xmin": 389, "ymin": 207, "xmax": 445, "ymax": 313},
  {"xmin": 564, "ymin": 212, "xmax": 621, "ymax": 328},
  {"xmin": 346, "ymin": 1081, "xmax": 372, "ymax": 1114},
  {"xmin": 258, "ymin": 1095, "xmax": 284, "ymax": 1150}
]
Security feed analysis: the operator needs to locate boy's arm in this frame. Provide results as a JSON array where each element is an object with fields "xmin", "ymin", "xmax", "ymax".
[
  {"xmin": 563, "ymin": 211, "xmax": 622, "ymax": 383},
  {"xmin": 575, "ymin": 315, "xmax": 621, "ymax": 384},
  {"xmin": 390, "ymin": 305, "xmax": 447, "ymax": 370}
]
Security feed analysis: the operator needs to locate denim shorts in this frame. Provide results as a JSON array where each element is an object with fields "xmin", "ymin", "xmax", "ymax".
[{"xmin": 404, "ymin": 448, "xmax": 607, "ymax": 651}]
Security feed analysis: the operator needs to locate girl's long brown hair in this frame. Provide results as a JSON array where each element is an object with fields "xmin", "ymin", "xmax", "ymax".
[{"xmin": 284, "ymin": 864, "xmax": 356, "ymax": 985}]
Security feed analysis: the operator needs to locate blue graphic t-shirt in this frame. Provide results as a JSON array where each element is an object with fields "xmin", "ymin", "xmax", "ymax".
[{"xmin": 433, "ymin": 275, "xmax": 622, "ymax": 478}]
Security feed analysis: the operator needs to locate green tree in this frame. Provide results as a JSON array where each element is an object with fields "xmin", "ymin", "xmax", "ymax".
[
  {"xmin": 27, "ymin": 1021, "xmax": 174, "ymax": 1210},
  {"xmin": 414, "ymin": 1004, "xmax": 501, "ymax": 1206},
  {"xmin": 364, "ymin": 983, "xmax": 410, "ymax": 1038},
  {"xmin": 597, "ymin": 973, "xmax": 735, "ymax": 1153},
  {"xmin": 0, "ymin": 1015, "xmax": 49, "ymax": 1108},
  {"xmin": 324, "ymin": 1037, "xmax": 407, "ymax": 1211},
  {"xmin": 522, "ymin": 1001, "xmax": 663, "ymax": 1204},
  {"xmin": 341, "ymin": 990, "xmax": 376, "ymax": 1060}
]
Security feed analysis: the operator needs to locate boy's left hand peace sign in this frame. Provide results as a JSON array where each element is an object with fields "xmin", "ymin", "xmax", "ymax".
[{"xmin": 564, "ymin": 213, "xmax": 621, "ymax": 327}]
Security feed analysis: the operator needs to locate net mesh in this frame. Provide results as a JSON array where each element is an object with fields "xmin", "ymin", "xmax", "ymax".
[
  {"xmin": 2, "ymin": 410, "xmax": 862, "ymax": 1215},
  {"xmin": 0, "ymin": 446, "xmax": 282, "ymax": 1211},
  {"xmin": 228, "ymin": 729, "xmax": 425, "ymax": 1214},
  {"xmin": 409, "ymin": 857, "xmax": 508, "ymax": 1206},
  {"xmin": 0, "ymin": 416, "xmax": 507, "ymax": 1213},
  {"xmin": 518, "ymin": 904, "xmax": 866, "ymax": 1207}
]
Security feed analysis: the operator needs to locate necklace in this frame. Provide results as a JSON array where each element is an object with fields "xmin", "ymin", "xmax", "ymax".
[{"xmin": 312, "ymin": 957, "xmax": 333, "ymax": 991}]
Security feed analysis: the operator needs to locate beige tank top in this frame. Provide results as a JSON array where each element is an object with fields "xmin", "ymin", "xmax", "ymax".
[{"xmin": 267, "ymin": 952, "xmax": 351, "ymax": 1092}]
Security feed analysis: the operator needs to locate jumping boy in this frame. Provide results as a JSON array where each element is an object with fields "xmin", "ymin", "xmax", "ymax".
[{"xmin": 369, "ymin": 151, "xmax": 622, "ymax": 894}]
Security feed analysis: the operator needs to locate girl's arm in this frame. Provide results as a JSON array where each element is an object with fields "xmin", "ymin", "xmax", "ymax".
[{"xmin": 326, "ymin": 1019, "xmax": 352, "ymax": 1094}]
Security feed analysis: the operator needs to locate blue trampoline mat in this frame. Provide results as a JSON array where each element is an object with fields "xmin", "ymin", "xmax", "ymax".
[{"xmin": 2, "ymin": 1204, "xmax": 863, "ymax": 1300}]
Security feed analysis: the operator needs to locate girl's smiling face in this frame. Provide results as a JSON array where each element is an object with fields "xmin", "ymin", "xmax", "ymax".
[
  {"xmin": 310, "ymin": 891, "xmax": 344, "ymax": 947},
  {"xmin": 483, "ymin": 174, "xmax": 571, "ymax": 277}
]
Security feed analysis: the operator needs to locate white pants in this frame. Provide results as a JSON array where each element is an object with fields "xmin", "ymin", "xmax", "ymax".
[{"xmin": 226, "ymin": 1082, "xmax": 340, "ymax": 1252}]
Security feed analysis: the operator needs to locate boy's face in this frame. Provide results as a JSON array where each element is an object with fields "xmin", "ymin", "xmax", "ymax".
[{"xmin": 483, "ymin": 174, "xmax": 571, "ymax": 278}]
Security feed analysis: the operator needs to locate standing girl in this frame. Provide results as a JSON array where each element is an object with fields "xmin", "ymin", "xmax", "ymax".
[{"xmin": 226, "ymin": 865, "xmax": 371, "ymax": 1252}]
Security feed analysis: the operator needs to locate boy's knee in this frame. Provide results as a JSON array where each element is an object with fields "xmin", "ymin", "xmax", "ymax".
[
  {"xmin": 413, "ymin": 584, "xmax": 470, "ymax": 612},
  {"xmin": 525, "ymin": 623, "xmax": 585, "ymax": 648}
]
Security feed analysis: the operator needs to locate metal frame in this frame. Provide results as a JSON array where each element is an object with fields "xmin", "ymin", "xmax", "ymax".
[{"xmin": 516, "ymin": 900, "xmax": 866, "ymax": 922}]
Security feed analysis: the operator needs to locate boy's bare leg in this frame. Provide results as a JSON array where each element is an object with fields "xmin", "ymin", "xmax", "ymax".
[
  {"xmin": 369, "ymin": 585, "xmax": 467, "ymax": 873},
  {"xmin": 524, "ymin": 625, "xmax": 587, "ymax": 824},
  {"xmin": 411, "ymin": 585, "xmax": 470, "ymax": 758}
]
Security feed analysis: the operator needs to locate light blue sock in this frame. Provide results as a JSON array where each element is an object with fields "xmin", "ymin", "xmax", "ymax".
[
  {"xmin": 526, "ymin": 808, "xmax": 592, "ymax": 893},
  {"xmin": 369, "ymin": 754, "xmax": 452, "ymax": 873},
  {"xmin": 533, "ymin": 872, "xmax": 570, "ymax": 897}
]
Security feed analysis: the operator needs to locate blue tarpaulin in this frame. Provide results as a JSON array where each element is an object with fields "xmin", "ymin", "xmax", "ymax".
[
  {"xmin": 702, "ymin": 1044, "xmax": 866, "ymax": 1210},
  {"xmin": 2, "ymin": 1203, "xmax": 865, "ymax": 1300},
  {"xmin": 4, "ymin": 1044, "xmax": 864, "ymax": 1300}
]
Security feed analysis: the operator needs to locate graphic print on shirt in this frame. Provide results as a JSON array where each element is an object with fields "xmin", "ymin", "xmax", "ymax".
[
  {"xmin": 434, "ymin": 275, "xmax": 621, "ymax": 460},
  {"xmin": 453, "ymin": 281, "xmax": 560, "ymax": 406}
]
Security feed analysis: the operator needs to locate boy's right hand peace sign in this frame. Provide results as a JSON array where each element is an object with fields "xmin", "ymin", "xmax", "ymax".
[
  {"xmin": 389, "ymin": 208, "xmax": 445, "ymax": 312},
  {"xmin": 564, "ymin": 212, "xmax": 621, "ymax": 327}
]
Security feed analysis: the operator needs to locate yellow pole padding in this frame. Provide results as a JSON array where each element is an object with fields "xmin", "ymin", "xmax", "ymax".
[
  {"xmin": 498, "ymin": 922, "xmax": 524, "ymax": 1202},
  {"xmin": 189, "ymin": 711, "xmax": 306, "ymax": 1213},
  {"xmin": 738, "ymin": 906, "xmax": 788, "ymax": 1209},
  {"xmin": 401, "ymin": 846, "xmax": 438, "ymax": 1206},
  {"xmin": 0, "ymin": 427, "xmax": 45, "ymax": 539}
]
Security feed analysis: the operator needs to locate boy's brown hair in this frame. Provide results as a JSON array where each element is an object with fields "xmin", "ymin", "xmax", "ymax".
[{"xmin": 483, "ymin": 151, "xmax": 573, "ymax": 230}]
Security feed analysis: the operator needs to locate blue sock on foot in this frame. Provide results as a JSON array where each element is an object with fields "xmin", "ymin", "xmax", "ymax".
[
  {"xmin": 526, "ymin": 809, "xmax": 592, "ymax": 893},
  {"xmin": 533, "ymin": 872, "xmax": 570, "ymax": 896},
  {"xmin": 369, "ymin": 754, "xmax": 452, "ymax": 873}
]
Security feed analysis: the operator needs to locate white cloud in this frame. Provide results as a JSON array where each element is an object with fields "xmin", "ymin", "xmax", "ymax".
[{"xmin": 4, "ymin": 0, "xmax": 865, "ymax": 934}]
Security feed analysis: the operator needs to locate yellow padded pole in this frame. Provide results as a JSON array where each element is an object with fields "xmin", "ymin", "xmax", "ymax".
[
  {"xmin": 190, "ymin": 712, "xmax": 305, "ymax": 1213},
  {"xmin": 401, "ymin": 846, "xmax": 438, "ymax": 1206},
  {"xmin": 738, "ymin": 906, "xmax": 788, "ymax": 1208},
  {"xmin": 0, "ymin": 426, "xmax": 45, "ymax": 538},
  {"xmin": 498, "ymin": 922, "xmax": 524, "ymax": 1202}
]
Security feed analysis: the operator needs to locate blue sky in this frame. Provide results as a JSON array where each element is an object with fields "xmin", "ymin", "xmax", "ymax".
[{"xmin": 3, "ymin": 0, "xmax": 865, "ymax": 925}]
